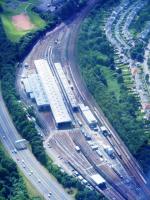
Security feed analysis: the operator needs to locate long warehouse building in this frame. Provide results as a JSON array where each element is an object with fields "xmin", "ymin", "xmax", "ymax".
[
  {"xmin": 54, "ymin": 62, "xmax": 78, "ymax": 111},
  {"xmin": 34, "ymin": 59, "xmax": 72, "ymax": 128}
]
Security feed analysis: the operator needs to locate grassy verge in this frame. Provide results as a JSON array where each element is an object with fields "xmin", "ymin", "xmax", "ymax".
[
  {"xmin": 0, "ymin": 144, "xmax": 31, "ymax": 200},
  {"xmin": 19, "ymin": 170, "xmax": 44, "ymax": 200}
]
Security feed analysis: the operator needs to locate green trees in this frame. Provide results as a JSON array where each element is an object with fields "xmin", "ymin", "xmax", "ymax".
[
  {"xmin": 148, "ymin": 57, "xmax": 150, "ymax": 69},
  {"xmin": 77, "ymin": 1, "xmax": 150, "ymax": 173},
  {"xmin": 76, "ymin": 188, "xmax": 105, "ymax": 200},
  {"xmin": 57, "ymin": 0, "xmax": 87, "ymax": 20},
  {"xmin": 0, "ymin": 145, "xmax": 30, "ymax": 200},
  {"xmin": 130, "ymin": 41, "xmax": 145, "ymax": 62},
  {"xmin": 145, "ymin": 74, "xmax": 149, "ymax": 83},
  {"xmin": 0, "ymin": 5, "xmax": 3, "ymax": 13}
]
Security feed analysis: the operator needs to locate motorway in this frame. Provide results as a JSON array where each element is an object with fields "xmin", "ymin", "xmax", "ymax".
[
  {"xmin": 0, "ymin": 93, "xmax": 73, "ymax": 200},
  {"xmin": 15, "ymin": 0, "xmax": 150, "ymax": 200}
]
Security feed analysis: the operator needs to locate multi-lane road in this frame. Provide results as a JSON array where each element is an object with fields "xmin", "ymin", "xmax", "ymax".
[{"xmin": 0, "ymin": 94, "xmax": 73, "ymax": 200}]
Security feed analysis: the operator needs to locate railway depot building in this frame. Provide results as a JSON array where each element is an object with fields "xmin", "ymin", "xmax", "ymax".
[
  {"xmin": 23, "ymin": 59, "xmax": 72, "ymax": 128},
  {"xmin": 79, "ymin": 103, "xmax": 98, "ymax": 128},
  {"xmin": 54, "ymin": 62, "xmax": 78, "ymax": 111}
]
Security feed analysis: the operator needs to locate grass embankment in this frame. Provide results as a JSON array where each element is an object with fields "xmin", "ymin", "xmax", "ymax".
[
  {"xmin": 0, "ymin": 142, "xmax": 43, "ymax": 200},
  {"xmin": 0, "ymin": 0, "xmax": 46, "ymax": 42},
  {"xmin": 0, "ymin": 143, "xmax": 32, "ymax": 200},
  {"xmin": 20, "ymin": 170, "xmax": 44, "ymax": 200},
  {"xmin": 77, "ymin": 1, "xmax": 150, "ymax": 173}
]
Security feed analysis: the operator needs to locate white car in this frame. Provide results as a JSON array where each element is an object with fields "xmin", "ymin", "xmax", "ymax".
[
  {"xmin": 48, "ymin": 192, "xmax": 52, "ymax": 198},
  {"xmin": 14, "ymin": 149, "xmax": 17, "ymax": 154}
]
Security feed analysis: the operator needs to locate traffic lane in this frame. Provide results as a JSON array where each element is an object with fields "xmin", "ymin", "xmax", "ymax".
[
  {"xmin": 1, "ymin": 127, "xmax": 59, "ymax": 200},
  {"xmin": 0, "ymin": 96, "xmax": 72, "ymax": 200},
  {"xmin": 0, "ymin": 124, "xmax": 52, "ymax": 200},
  {"xmin": 18, "ymin": 151, "xmax": 61, "ymax": 200},
  {"xmin": 0, "ymin": 109, "xmax": 71, "ymax": 200},
  {"xmin": 22, "ymin": 149, "xmax": 72, "ymax": 200},
  {"xmin": 0, "ymin": 113, "xmax": 53, "ymax": 199},
  {"xmin": 14, "ymin": 154, "xmax": 51, "ymax": 200}
]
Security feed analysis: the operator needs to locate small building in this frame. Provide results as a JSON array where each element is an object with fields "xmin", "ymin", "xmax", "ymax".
[
  {"xmin": 104, "ymin": 146, "xmax": 115, "ymax": 159},
  {"xmin": 79, "ymin": 104, "xmax": 97, "ymax": 128},
  {"xmin": 78, "ymin": 175, "xmax": 83, "ymax": 181},
  {"xmin": 22, "ymin": 78, "xmax": 32, "ymax": 96},
  {"xmin": 91, "ymin": 145, "xmax": 99, "ymax": 151},
  {"xmin": 87, "ymin": 140, "xmax": 95, "ymax": 146},
  {"xmin": 83, "ymin": 131, "xmax": 91, "ymax": 140},
  {"xmin": 28, "ymin": 74, "xmax": 50, "ymax": 111},
  {"xmin": 75, "ymin": 146, "xmax": 80, "ymax": 152},
  {"xmin": 29, "ymin": 92, "xmax": 35, "ymax": 100},
  {"xmin": 90, "ymin": 174, "xmax": 106, "ymax": 189},
  {"xmin": 15, "ymin": 139, "xmax": 28, "ymax": 150}
]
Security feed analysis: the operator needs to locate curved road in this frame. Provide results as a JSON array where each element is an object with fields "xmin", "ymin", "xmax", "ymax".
[{"xmin": 0, "ymin": 93, "xmax": 72, "ymax": 200}]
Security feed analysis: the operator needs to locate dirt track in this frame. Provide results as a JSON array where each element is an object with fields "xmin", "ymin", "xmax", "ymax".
[{"xmin": 12, "ymin": 14, "xmax": 35, "ymax": 31}]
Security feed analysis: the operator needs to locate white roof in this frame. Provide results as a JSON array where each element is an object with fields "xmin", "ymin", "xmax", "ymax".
[
  {"xmin": 54, "ymin": 63, "xmax": 78, "ymax": 109},
  {"xmin": 23, "ymin": 78, "xmax": 32, "ymax": 94},
  {"xmin": 78, "ymin": 175, "xmax": 83, "ymax": 180},
  {"xmin": 79, "ymin": 104, "xmax": 97, "ymax": 125},
  {"xmin": 34, "ymin": 59, "xmax": 71, "ymax": 125},
  {"xmin": 83, "ymin": 109, "xmax": 97, "ymax": 123},
  {"xmin": 28, "ymin": 74, "xmax": 49, "ymax": 107},
  {"xmin": 91, "ymin": 174, "xmax": 105, "ymax": 185},
  {"xmin": 87, "ymin": 141, "xmax": 95, "ymax": 146},
  {"xmin": 100, "ymin": 126, "xmax": 107, "ymax": 131},
  {"xmin": 29, "ymin": 92, "xmax": 35, "ymax": 99}
]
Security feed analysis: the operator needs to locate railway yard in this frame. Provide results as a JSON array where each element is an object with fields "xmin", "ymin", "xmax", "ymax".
[{"xmin": 15, "ymin": 0, "xmax": 150, "ymax": 199}]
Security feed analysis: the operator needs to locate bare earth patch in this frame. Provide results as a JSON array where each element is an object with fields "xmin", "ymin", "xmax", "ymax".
[{"xmin": 12, "ymin": 14, "xmax": 35, "ymax": 31}]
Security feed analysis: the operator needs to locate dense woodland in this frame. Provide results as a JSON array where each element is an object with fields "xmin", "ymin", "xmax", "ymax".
[
  {"xmin": 33, "ymin": 0, "xmax": 87, "ymax": 21},
  {"xmin": 0, "ymin": 145, "xmax": 30, "ymax": 200},
  {"xmin": 77, "ymin": 1, "xmax": 150, "ymax": 173},
  {"xmin": 0, "ymin": 0, "xmax": 107, "ymax": 199}
]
